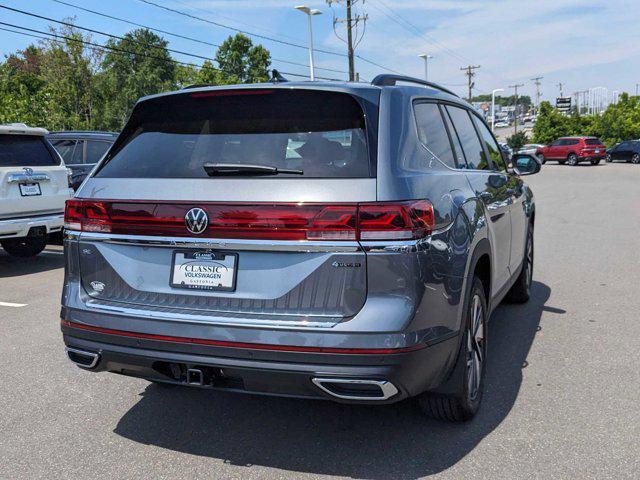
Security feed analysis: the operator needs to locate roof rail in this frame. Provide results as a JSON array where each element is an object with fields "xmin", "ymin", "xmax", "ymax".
[{"xmin": 371, "ymin": 74, "xmax": 459, "ymax": 98}]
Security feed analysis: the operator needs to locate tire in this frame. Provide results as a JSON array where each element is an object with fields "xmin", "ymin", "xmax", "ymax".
[
  {"xmin": 605, "ymin": 154, "xmax": 612, "ymax": 163},
  {"xmin": 418, "ymin": 276, "xmax": 488, "ymax": 422},
  {"xmin": 1, "ymin": 236, "xmax": 47, "ymax": 257},
  {"xmin": 632, "ymin": 153, "xmax": 640, "ymax": 164},
  {"xmin": 567, "ymin": 153, "xmax": 578, "ymax": 166},
  {"xmin": 505, "ymin": 224, "xmax": 534, "ymax": 303}
]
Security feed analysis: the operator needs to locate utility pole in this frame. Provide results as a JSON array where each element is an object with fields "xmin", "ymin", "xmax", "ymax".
[
  {"xmin": 460, "ymin": 65, "xmax": 481, "ymax": 102},
  {"xmin": 509, "ymin": 83, "xmax": 524, "ymax": 135},
  {"xmin": 327, "ymin": 0, "xmax": 368, "ymax": 82},
  {"xmin": 531, "ymin": 76, "xmax": 543, "ymax": 115},
  {"xmin": 557, "ymin": 82, "xmax": 564, "ymax": 97}
]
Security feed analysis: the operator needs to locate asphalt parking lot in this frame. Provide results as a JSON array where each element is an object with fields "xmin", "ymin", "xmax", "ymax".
[{"xmin": 1, "ymin": 162, "xmax": 639, "ymax": 479}]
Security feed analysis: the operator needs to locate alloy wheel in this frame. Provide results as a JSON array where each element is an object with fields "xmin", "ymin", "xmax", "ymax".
[
  {"xmin": 568, "ymin": 154, "xmax": 578, "ymax": 166},
  {"xmin": 633, "ymin": 154, "xmax": 640, "ymax": 164},
  {"xmin": 466, "ymin": 295, "xmax": 485, "ymax": 401}
]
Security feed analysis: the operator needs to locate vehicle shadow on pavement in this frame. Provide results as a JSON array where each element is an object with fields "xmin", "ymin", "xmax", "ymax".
[
  {"xmin": 0, "ymin": 251, "xmax": 64, "ymax": 278},
  {"xmin": 114, "ymin": 281, "xmax": 555, "ymax": 479}
]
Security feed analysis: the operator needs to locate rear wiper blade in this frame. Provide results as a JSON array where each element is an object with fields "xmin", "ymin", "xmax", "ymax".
[{"xmin": 203, "ymin": 163, "xmax": 303, "ymax": 176}]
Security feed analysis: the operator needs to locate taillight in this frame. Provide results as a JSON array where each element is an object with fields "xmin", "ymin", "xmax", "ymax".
[
  {"xmin": 359, "ymin": 200, "xmax": 434, "ymax": 240},
  {"xmin": 64, "ymin": 199, "xmax": 434, "ymax": 241}
]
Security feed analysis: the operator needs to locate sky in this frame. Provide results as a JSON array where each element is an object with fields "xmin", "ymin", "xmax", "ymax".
[{"xmin": 1, "ymin": 0, "xmax": 639, "ymax": 101}]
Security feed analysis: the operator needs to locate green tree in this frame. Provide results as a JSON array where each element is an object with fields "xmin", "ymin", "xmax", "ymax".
[
  {"xmin": 506, "ymin": 131, "xmax": 529, "ymax": 150},
  {"xmin": 98, "ymin": 28, "xmax": 175, "ymax": 129},
  {"xmin": 531, "ymin": 101, "xmax": 573, "ymax": 144},
  {"xmin": 38, "ymin": 24, "xmax": 102, "ymax": 130},
  {"xmin": 215, "ymin": 34, "xmax": 271, "ymax": 83}
]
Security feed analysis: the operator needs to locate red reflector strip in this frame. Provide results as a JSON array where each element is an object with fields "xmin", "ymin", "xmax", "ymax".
[{"xmin": 61, "ymin": 320, "xmax": 425, "ymax": 355}]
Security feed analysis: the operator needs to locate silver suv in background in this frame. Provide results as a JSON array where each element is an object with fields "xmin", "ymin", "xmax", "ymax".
[
  {"xmin": 0, "ymin": 123, "xmax": 72, "ymax": 257},
  {"xmin": 61, "ymin": 75, "xmax": 539, "ymax": 421}
]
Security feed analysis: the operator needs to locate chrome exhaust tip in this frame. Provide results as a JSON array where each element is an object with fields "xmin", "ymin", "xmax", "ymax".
[
  {"xmin": 65, "ymin": 347, "xmax": 100, "ymax": 369},
  {"xmin": 311, "ymin": 378, "xmax": 398, "ymax": 401}
]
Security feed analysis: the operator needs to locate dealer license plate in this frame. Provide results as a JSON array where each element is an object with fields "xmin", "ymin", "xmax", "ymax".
[
  {"xmin": 19, "ymin": 183, "xmax": 41, "ymax": 196},
  {"xmin": 170, "ymin": 250, "xmax": 237, "ymax": 291}
]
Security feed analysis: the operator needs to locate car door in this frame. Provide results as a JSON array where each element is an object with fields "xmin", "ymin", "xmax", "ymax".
[
  {"xmin": 618, "ymin": 141, "xmax": 632, "ymax": 161},
  {"xmin": 445, "ymin": 105, "xmax": 512, "ymax": 294},
  {"xmin": 473, "ymin": 115, "xmax": 527, "ymax": 274},
  {"xmin": 547, "ymin": 139, "xmax": 563, "ymax": 159}
]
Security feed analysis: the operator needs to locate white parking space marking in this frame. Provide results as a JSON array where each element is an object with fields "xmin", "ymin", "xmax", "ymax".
[
  {"xmin": 42, "ymin": 250, "xmax": 64, "ymax": 256},
  {"xmin": 0, "ymin": 301, "xmax": 27, "ymax": 307}
]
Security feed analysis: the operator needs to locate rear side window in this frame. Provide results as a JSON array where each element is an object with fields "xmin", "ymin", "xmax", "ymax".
[
  {"xmin": 445, "ymin": 106, "xmax": 488, "ymax": 170},
  {"xmin": 567, "ymin": 139, "xmax": 579, "ymax": 146},
  {"xmin": 97, "ymin": 90, "xmax": 371, "ymax": 179},
  {"xmin": 86, "ymin": 140, "xmax": 111, "ymax": 164},
  {"xmin": 473, "ymin": 116, "xmax": 506, "ymax": 171},
  {"xmin": 0, "ymin": 135, "xmax": 58, "ymax": 167},
  {"xmin": 50, "ymin": 139, "xmax": 77, "ymax": 163},
  {"xmin": 413, "ymin": 102, "xmax": 456, "ymax": 168},
  {"xmin": 585, "ymin": 138, "xmax": 602, "ymax": 145}
]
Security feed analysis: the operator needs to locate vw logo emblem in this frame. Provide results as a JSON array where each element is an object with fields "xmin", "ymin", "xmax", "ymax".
[
  {"xmin": 23, "ymin": 167, "xmax": 34, "ymax": 175},
  {"xmin": 184, "ymin": 208, "xmax": 209, "ymax": 235}
]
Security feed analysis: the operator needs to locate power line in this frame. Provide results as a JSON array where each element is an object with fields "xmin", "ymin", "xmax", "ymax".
[
  {"xmin": 0, "ymin": 21, "xmax": 207, "ymax": 70},
  {"xmin": 460, "ymin": 65, "xmax": 481, "ymax": 102},
  {"xmin": 508, "ymin": 83, "xmax": 524, "ymax": 135},
  {"xmin": 134, "ymin": 0, "xmax": 400, "ymax": 76},
  {"xmin": 7, "ymin": 3, "xmax": 350, "ymax": 76},
  {"xmin": 327, "ymin": 0, "xmax": 369, "ymax": 81},
  {"xmin": 368, "ymin": 0, "xmax": 471, "ymax": 66},
  {"xmin": 0, "ymin": 23, "xmax": 345, "ymax": 83},
  {"xmin": 135, "ymin": 0, "xmax": 345, "ymax": 58},
  {"xmin": 531, "ymin": 76, "xmax": 543, "ymax": 114}
]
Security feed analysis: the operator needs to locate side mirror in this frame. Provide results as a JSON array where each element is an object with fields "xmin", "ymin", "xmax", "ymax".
[{"xmin": 512, "ymin": 154, "xmax": 541, "ymax": 176}]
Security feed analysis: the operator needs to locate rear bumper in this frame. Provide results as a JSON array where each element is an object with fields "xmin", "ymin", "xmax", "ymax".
[
  {"xmin": 61, "ymin": 319, "xmax": 460, "ymax": 404},
  {"xmin": 0, "ymin": 213, "xmax": 63, "ymax": 239}
]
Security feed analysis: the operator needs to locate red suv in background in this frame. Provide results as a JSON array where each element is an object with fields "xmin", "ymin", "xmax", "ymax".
[{"xmin": 536, "ymin": 137, "xmax": 606, "ymax": 165}]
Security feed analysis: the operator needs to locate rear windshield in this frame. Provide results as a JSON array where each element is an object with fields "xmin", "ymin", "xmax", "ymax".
[
  {"xmin": 97, "ymin": 89, "xmax": 371, "ymax": 179},
  {"xmin": 0, "ymin": 135, "xmax": 58, "ymax": 167},
  {"xmin": 585, "ymin": 138, "xmax": 603, "ymax": 145}
]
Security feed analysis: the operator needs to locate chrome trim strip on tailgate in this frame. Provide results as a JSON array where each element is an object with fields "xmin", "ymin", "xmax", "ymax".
[
  {"xmin": 76, "ymin": 231, "xmax": 363, "ymax": 253},
  {"xmin": 7, "ymin": 172, "xmax": 50, "ymax": 183},
  {"xmin": 82, "ymin": 300, "xmax": 341, "ymax": 328}
]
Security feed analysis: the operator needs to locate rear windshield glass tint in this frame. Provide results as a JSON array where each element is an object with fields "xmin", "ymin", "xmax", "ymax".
[
  {"xmin": 585, "ymin": 138, "xmax": 603, "ymax": 145},
  {"xmin": 0, "ymin": 135, "xmax": 57, "ymax": 167},
  {"xmin": 97, "ymin": 89, "xmax": 371, "ymax": 179}
]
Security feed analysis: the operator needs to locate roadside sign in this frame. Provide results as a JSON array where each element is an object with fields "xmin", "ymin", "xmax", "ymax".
[{"xmin": 556, "ymin": 97, "xmax": 572, "ymax": 112}]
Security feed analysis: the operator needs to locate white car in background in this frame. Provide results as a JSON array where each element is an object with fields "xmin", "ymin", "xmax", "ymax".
[
  {"xmin": 518, "ymin": 143, "xmax": 546, "ymax": 163},
  {"xmin": 0, "ymin": 123, "xmax": 73, "ymax": 257},
  {"xmin": 494, "ymin": 120, "xmax": 510, "ymax": 128}
]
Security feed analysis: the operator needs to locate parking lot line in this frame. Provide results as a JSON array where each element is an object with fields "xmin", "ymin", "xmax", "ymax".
[{"xmin": 0, "ymin": 301, "xmax": 27, "ymax": 308}]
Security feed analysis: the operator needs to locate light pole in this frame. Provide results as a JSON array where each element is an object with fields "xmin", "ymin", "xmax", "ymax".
[
  {"xmin": 491, "ymin": 88, "xmax": 504, "ymax": 132},
  {"xmin": 295, "ymin": 5, "xmax": 322, "ymax": 81},
  {"xmin": 418, "ymin": 54, "xmax": 433, "ymax": 81}
]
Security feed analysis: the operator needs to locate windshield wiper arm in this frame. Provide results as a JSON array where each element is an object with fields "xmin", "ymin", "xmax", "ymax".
[{"xmin": 203, "ymin": 163, "xmax": 303, "ymax": 176}]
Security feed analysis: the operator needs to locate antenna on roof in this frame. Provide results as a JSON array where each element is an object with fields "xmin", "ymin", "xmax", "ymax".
[{"xmin": 271, "ymin": 69, "xmax": 289, "ymax": 83}]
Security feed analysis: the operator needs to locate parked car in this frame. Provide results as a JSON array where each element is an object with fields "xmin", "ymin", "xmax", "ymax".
[
  {"xmin": 0, "ymin": 123, "xmax": 73, "ymax": 257},
  {"xmin": 47, "ymin": 131, "xmax": 117, "ymax": 190},
  {"xmin": 494, "ymin": 120, "xmax": 510, "ymax": 128},
  {"xmin": 605, "ymin": 140, "xmax": 640, "ymax": 164},
  {"xmin": 518, "ymin": 143, "xmax": 545, "ymax": 163},
  {"xmin": 536, "ymin": 137, "xmax": 605, "ymax": 165},
  {"xmin": 61, "ymin": 75, "xmax": 539, "ymax": 422}
]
